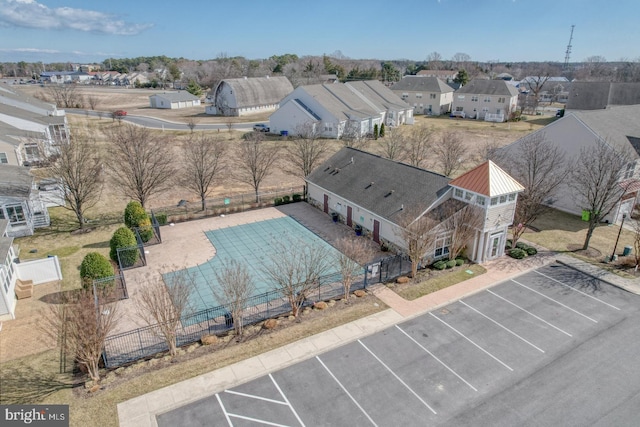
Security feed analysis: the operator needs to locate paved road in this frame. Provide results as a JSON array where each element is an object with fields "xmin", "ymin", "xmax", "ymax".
[
  {"xmin": 157, "ymin": 264, "xmax": 640, "ymax": 426},
  {"xmin": 66, "ymin": 109, "xmax": 257, "ymax": 131}
]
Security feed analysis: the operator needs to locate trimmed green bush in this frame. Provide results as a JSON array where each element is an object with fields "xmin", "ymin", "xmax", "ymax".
[
  {"xmin": 110, "ymin": 227, "xmax": 138, "ymax": 266},
  {"xmin": 432, "ymin": 260, "xmax": 447, "ymax": 270},
  {"xmin": 124, "ymin": 201, "xmax": 148, "ymax": 230},
  {"xmin": 292, "ymin": 193, "xmax": 302, "ymax": 202},
  {"xmin": 282, "ymin": 195, "xmax": 290, "ymax": 203},
  {"xmin": 455, "ymin": 258, "xmax": 465, "ymax": 266},
  {"xmin": 505, "ymin": 239, "xmax": 513, "ymax": 250},
  {"xmin": 526, "ymin": 246, "xmax": 538, "ymax": 256},
  {"xmin": 138, "ymin": 217, "xmax": 153, "ymax": 243},
  {"xmin": 80, "ymin": 252, "xmax": 114, "ymax": 289},
  {"xmin": 380, "ymin": 123, "xmax": 385, "ymax": 137},
  {"xmin": 155, "ymin": 213, "xmax": 167, "ymax": 225},
  {"xmin": 508, "ymin": 248, "xmax": 527, "ymax": 259},
  {"xmin": 274, "ymin": 197, "xmax": 283, "ymax": 206},
  {"xmin": 515, "ymin": 241, "xmax": 529, "ymax": 250},
  {"xmin": 446, "ymin": 259, "xmax": 457, "ymax": 269}
]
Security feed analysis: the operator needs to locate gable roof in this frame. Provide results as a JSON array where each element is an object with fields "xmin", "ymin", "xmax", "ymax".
[
  {"xmin": 566, "ymin": 82, "xmax": 640, "ymax": 110},
  {"xmin": 345, "ymin": 80, "xmax": 411, "ymax": 111},
  {"xmin": 416, "ymin": 70, "xmax": 458, "ymax": 79},
  {"xmin": 217, "ymin": 76, "xmax": 293, "ymax": 108},
  {"xmin": 455, "ymin": 79, "xmax": 519, "ymax": 97},
  {"xmin": 298, "ymin": 83, "xmax": 382, "ymax": 121},
  {"xmin": 306, "ymin": 147, "xmax": 451, "ymax": 222},
  {"xmin": 390, "ymin": 76, "xmax": 454, "ymax": 93},
  {"xmin": 150, "ymin": 91, "xmax": 200, "ymax": 102},
  {"xmin": 449, "ymin": 161, "xmax": 524, "ymax": 197},
  {"xmin": 571, "ymin": 105, "xmax": 640, "ymax": 156},
  {"xmin": 0, "ymin": 165, "xmax": 33, "ymax": 199}
]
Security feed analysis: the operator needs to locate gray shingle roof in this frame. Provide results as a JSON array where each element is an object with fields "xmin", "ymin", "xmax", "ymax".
[
  {"xmin": 390, "ymin": 76, "xmax": 454, "ymax": 93},
  {"xmin": 218, "ymin": 76, "xmax": 293, "ymax": 108},
  {"xmin": 345, "ymin": 80, "xmax": 411, "ymax": 111},
  {"xmin": 306, "ymin": 147, "xmax": 451, "ymax": 222},
  {"xmin": 572, "ymin": 105, "xmax": 640, "ymax": 156},
  {"xmin": 150, "ymin": 91, "xmax": 200, "ymax": 102},
  {"xmin": 456, "ymin": 79, "xmax": 519, "ymax": 97},
  {"xmin": 567, "ymin": 82, "xmax": 640, "ymax": 110},
  {"xmin": 0, "ymin": 165, "xmax": 33, "ymax": 198},
  {"xmin": 300, "ymin": 84, "xmax": 382, "ymax": 121}
]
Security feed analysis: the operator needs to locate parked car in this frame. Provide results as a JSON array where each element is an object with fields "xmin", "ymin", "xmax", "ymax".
[
  {"xmin": 253, "ymin": 123, "xmax": 270, "ymax": 132},
  {"xmin": 114, "ymin": 110, "xmax": 127, "ymax": 117}
]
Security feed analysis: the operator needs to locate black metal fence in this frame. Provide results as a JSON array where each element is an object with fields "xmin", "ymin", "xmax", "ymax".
[
  {"xmin": 101, "ymin": 253, "xmax": 411, "ymax": 369},
  {"xmin": 93, "ymin": 273, "xmax": 128, "ymax": 303}
]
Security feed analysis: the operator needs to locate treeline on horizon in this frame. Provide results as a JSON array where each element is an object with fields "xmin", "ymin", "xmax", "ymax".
[{"xmin": 2, "ymin": 52, "xmax": 639, "ymax": 86}]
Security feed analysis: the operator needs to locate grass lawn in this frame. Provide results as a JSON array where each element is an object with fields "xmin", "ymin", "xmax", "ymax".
[{"xmin": 395, "ymin": 264, "xmax": 487, "ymax": 301}]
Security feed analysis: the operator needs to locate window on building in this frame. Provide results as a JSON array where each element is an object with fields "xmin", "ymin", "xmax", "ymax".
[
  {"xmin": 416, "ymin": 93, "xmax": 423, "ymax": 98},
  {"xmin": 464, "ymin": 191, "xmax": 473, "ymax": 201},
  {"xmin": 454, "ymin": 188, "xmax": 463, "ymax": 198},
  {"xmin": 455, "ymin": 106, "xmax": 464, "ymax": 112},
  {"xmin": 471, "ymin": 96, "xmax": 478, "ymax": 102},
  {"xmin": 499, "ymin": 195, "xmax": 507, "ymax": 203},
  {"xmin": 508, "ymin": 193, "xmax": 516, "ymax": 201},
  {"xmin": 484, "ymin": 97, "xmax": 491, "ymax": 102},
  {"xmin": 458, "ymin": 95, "xmax": 465, "ymax": 100},
  {"xmin": 0, "ymin": 153, "xmax": 7, "ymax": 164},
  {"xmin": 402, "ymin": 93, "xmax": 408, "ymax": 98},
  {"xmin": 434, "ymin": 234, "xmax": 452, "ymax": 257},
  {"xmin": 490, "ymin": 197, "xmax": 498, "ymax": 206},
  {"xmin": 430, "ymin": 94, "xmax": 436, "ymax": 99},
  {"xmin": 477, "ymin": 196, "xmax": 486, "ymax": 206},
  {"xmin": 498, "ymin": 97, "xmax": 506, "ymax": 103},
  {"xmin": 5, "ymin": 205, "xmax": 25, "ymax": 224}
]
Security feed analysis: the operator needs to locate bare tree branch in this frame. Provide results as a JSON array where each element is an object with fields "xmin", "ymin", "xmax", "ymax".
[
  {"xmin": 334, "ymin": 237, "xmax": 372, "ymax": 301},
  {"xmin": 377, "ymin": 127, "xmax": 406, "ymax": 162},
  {"xmin": 434, "ymin": 130, "xmax": 465, "ymax": 177},
  {"xmin": 180, "ymin": 133, "xmax": 227, "ymax": 210},
  {"xmin": 234, "ymin": 132, "xmax": 280, "ymax": 203},
  {"xmin": 405, "ymin": 126, "xmax": 434, "ymax": 168},
  {"xmin": 212, "ymin": 260, "xmax": 256, "ymax": 337},
  {"xmin": 285, "ymin": 123, "xmax": 329, "ymax": 180},
  {"xmin": 440, "ymin": 201, "xmax": 484, "ymax": 260},
  {"xmin": 395, "ymin": 205, "xmax": 440, "ymax": 278}
]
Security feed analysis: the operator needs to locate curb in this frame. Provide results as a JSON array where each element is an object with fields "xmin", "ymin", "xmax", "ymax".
[{"xmin": 554, "ymin": 258, "xmax": 640, "ymax": 295}]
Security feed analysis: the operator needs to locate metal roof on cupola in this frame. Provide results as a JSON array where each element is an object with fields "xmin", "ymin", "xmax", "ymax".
[{"xmin": 449, "ymin": 160, "xmax": 524, "ymax": 197}]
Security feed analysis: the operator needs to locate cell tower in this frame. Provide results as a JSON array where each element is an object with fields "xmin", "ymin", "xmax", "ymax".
[{"xmin": 563, "ymin": 25, "xmax": 575, "ymax": 69}]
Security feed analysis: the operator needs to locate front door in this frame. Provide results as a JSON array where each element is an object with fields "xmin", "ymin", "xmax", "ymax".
[
  {"xmin": 373, "ymin": 220, "xmax": 380, "ymax": 243},
  {"xmin": 490, "ymin": 233, "xmax": 503, "ymax": 258},
  {"xmin": 347, "ymin": 206, "xmax": 353, "ymax": 227}
]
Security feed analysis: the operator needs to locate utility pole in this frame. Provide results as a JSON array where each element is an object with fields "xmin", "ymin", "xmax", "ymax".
[{"xmin": 563, "ymin": 25, "xmax": 575, "ymax": 70}]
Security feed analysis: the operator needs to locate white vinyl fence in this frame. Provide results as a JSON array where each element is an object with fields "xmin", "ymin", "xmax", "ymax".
[{"xmin": 16, "ymin": 255, "xmax": 63, "ymax": 284}]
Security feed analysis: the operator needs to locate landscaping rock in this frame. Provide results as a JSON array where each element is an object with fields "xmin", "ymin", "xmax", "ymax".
[
  {"xmin": 201, "ymin": 335, "xmax": 218, "ymax": 346},
  {"xmin": 396, "ymin": 276, "xmax": 410, "ymax": 284},
  {"xmin": 288, "ymin": 315, "xmax": 296, "ymax": 321},
  {"xmin": 354, "ymin": 290, "xmax": 366, "ymax": 298},
  {"xmin": 89, "ymin": 384, "xmax": 101, "ymax": 393},
  {"xmin": 263, "ymin": 319, "xmax": 278, "ymax": 329},
  {"xmin": 186, "ymin": 344, "xmax": 198, "ymax": 353},
  {"xmin": 313, "ymin": 301, "xmax": 328, "ymax": 310},
  {"xmin": 328, "ymin": 300, "xmax": 336, "ymax": 306}
]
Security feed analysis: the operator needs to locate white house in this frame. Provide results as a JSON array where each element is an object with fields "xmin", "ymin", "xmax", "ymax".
[
  {"xmin": 0, "ymin": 165, "xmax": 50, "ymax": 237},
  {"xmin": 206, "ymin": 76, "xmax": 294, "ymax": 116},
  {"xmin": 149, "ymin": 92, "xmax": 201, "ymax": 109},
  {"xmin": 390, "ymin": 76, "xmax": 454, "ymax": 116},
  {"xmin": 306, "ymin": 147, "xmax": 523, "ymax": 264},
  {"xmin": 451, "ymin": 79, "xmax": 519, "ymax": 122},
  {"xmin": 345, "ymin": 80, "xmax": 413, "ymax": 126}
]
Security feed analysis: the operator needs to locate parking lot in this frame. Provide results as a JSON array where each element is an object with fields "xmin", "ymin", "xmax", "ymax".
[{"xmin": 157, "ymin": 264, "xmax": 640, "ymax": 426}]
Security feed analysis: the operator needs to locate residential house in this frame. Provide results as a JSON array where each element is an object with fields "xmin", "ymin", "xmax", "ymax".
[
  {"xmin": 566, "ymin": 82, "xmax": 640, "ymax": 110},
  {"xmin": 451, "ymin": 79, "xmax": 519, "ymax": 122},
  {"xmin": 0, "ymin": 165, "xmax": 51, "ymax": 237},
  {"xmin": 0, "ymin": 219, "xmax": 63, "ymax": 321},
  {"xmin": 416, "ymin": 70, "xmax": 459, "ymax": 81},
  {"xmin": 269, "ymin": 82, "xmax": 385, "ymax": 139},
  {"xmin": 345, "ymin": 80, "xmax": 413, "ymax": 126},
  {"xmin": 149, "ymin": 92, "xmax": 201, "ymax": 109},
  {"xmin": 206, "ymin": 76, "xmax": 294, "ymax": 116},
  {"xmin": 495, "ymin": 105, "xmax": 640, "ymax": 223},
  {"xmin": 306, "ymin": 147, "xmax": 523, "ymax": 264},
  {"xmin": 390, "ymin": 76, "xmax": 454, "ymax": 115},
  {"xmin": 0, "ymin": 85, "xmax": 69, "ymax": 166}
]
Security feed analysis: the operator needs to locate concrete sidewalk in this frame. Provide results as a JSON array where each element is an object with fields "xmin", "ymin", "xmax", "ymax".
[{"xmin": 118, "ymin": 247, "xmax": 583, "ymax": 427}]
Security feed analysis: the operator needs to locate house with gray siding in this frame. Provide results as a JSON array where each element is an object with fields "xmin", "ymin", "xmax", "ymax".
[
  {"xmin": 306, "ymin": 147, "xmax": 523, "ymax": 264},
  {"xmin": 451, "ymin": 79, "xmax": 519, "ymax": 122},
  {"xmin": 390, "ymin": 76, "xmax": 454, "ymax": 115},
  {"xmin": 0, "ymin": 165, "xmax": 50, "ymax": 237}
]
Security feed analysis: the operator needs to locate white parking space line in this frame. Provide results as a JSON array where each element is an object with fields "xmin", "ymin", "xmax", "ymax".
[
  {"xmin": 512, "ymin": 279, "xmax": 598, "ymax": 323},
  {"xmin": 429, "ymin": 312, "xmax": 514, "ymax": 372},
  {"xmin": 395, "ymin": 325, "xmax": 478, "ymax": 392},
  {"xmin": 224, "ymin": 389, "xmax": 288, "ymax": 405},
  {"xmin": 316, "ymin": 356, "xmax": 379, "ymax": 427},
  {"xmin": 487, "ymin": 290, "xmax": 573, "ymax": 337},
  {"xmin": 226, "ymin": 413, "xmax": 292, "ymax": 427},
  {"xmin": 459, "ymin": 301, "xmax": 545, "ymax": 353},
  {"xmin": 358, "ymin": 339, "xmax": 438, "ymax": 415},
  {"xmin": 534, "ymin": 270, "xmax": 622, "ymax": 311},
  {"xmin": 215, "ymin": 393, "xmax": 233, "ymax": 427},
  {"xmin": 270, "ymin": 374, "xmax": 306, "ymax": 427}
]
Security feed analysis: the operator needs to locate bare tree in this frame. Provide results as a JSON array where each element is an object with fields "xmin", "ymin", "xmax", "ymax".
[
  {"xmin": 263, "ymin": 237, "xmax": 332, "ymax": 317},
  {"xmin": 522, "ymin": 72, "xmax": 550, "ymax": 113},
  {"xmin": 341, "ymin": 120, "xmax": 368, "ymax": 149},
  {"xmin": 87, "ymin": 95, "xmax": 100, "ymax": 110},
  {"xmin": 496, "ymin": 133, "xmax": 568, "ymax": 247},
  {"xmin": 434, "ymin": 130, "xmax": 465, "ymax": 177},
  {"xmin": 212, "ymin": 260, "xmax": 255, "ymax": 336},
  {"xmin": 396, "ymin": 205, "xmax": 439, "ymax": 278},
  {"xmin": 224, "ymin": 118, "xmax": 234, "ymax": 137},
  {"xmin": 47, "ymin": 132, "xmax": 103, "ymax": 228},
  {"xmin": 46, "ymin": 84, "xmax": 80, "ymax": 108},
  {"xmin": 180, "ymin": 133, "xmax": 226, "ymax": 210},
  {"xmin": 135, "ymin": 270, "xmax": 194, "ymax": 357},
  {"xmin": 441, "ymin": 202, "xmax": 484, "ymax": 260},
  {"xmin": 426, "ymin": 52, "xmax": 443, "ymax": 70},
  {"xmin": 285, "ymin": 123, "xmax": 329, "ymax": 180},
  {"xmin": 186, "ymin": 118, "xmax": 197, "ymax": 133},
  {"xmin": 41, "ymin": 289, "xmax": 120, "ymax": 383},
  {"xmin": 234, "ymin": 132, "xmax": 280, "ymax": 203},
  {"xmin": 405, "ymin": 126, "xmax": 435, "ymax": 168},
  {"xmin": 570, "ymin": 139, "xmax": 635, "ymax": 250},
  {"xmin": 334, "ymin": 237, "xmax": 372, "ymax": 301},
  {"xmin": 377, "ymin": 127, "xmax": 406, "ymax": 162},
  {"xmin": 106, "ymin": 124, "xmax": 175, "ymax": 208},
  {"xmin": 476, "ymin": 140, "xmax": 503, "ymax": 164}
]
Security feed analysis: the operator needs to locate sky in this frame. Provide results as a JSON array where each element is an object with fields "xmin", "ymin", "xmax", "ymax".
[{"xmin": 0, "ymin": 0, "xmax": 638, "ymax": 64}]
